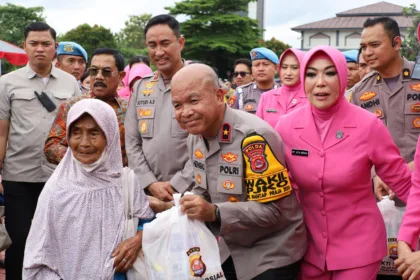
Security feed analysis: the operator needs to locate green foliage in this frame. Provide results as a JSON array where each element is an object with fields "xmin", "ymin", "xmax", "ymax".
[
  {"xmin": 58, "ymin": 24, "xmax": 117, "ymax": 61},
  {"xmin": 0, "ymin": 3, "xmax": 45, "ymax": 74},
  {"xmin": 402, "ymin": 4, "xmax": 420, "ymax": 61},
  {"xmin": 261, "ymin": 37, "xmax": 291, "ymax": 58},
  {"xmin": 166, "ymin": 0, "xmax": 262, "ymax": 77},
  {"xmin": 116, "ymin": 14, "xmax": 152, "ymax": 62}
]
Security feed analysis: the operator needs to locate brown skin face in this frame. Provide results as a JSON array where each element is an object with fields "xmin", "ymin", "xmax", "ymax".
[
  {"xmin": 171, "ymin": 64, "xmax": 225, "ymax": 138},
  {"xmin": 280, "ymin": 53, "xmax": 300, "ymax": 87},
  {"xmin": 346, "ymin": 62, "xmax": 360, "ymax": 89},
  {"xmin": 252, "ymin": 59, "xmax": 277, "ymax": 89},
  {"xmin": 23, "ymin": 30, "xmax": 57, "ymax": 76},
  {"xmin": 69, "ymin": 114, "xmax": 107, "ymax": 165},
  {"xmin": 56, "ymin": 54, "xmax": 86, "ymax": 81},
  {"xmin": 89, "ymin": 54, "xmax": 125, "ymax": 100},
  {"xmin": 233, "ymin": 63, "xmax": 253, "ymax": 86},
  {"xmin": 358, "ymin": 54, "xmax": 371, "ymax": 80},
  {"xmin": 145, "ymin": 24, "xmax": 185, "ymax": 79}
]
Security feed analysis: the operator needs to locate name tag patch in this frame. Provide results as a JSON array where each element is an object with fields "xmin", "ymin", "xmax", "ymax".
[
  {"xmin": 291, "ymin": 149, "xmax": 309, "ymax": 157},
  {"xmin": 265, "ymin": 108, "xmax": 277, "ymax": 113}
]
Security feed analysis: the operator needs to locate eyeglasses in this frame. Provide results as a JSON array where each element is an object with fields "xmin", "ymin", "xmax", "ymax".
[
  {"xmin": 88, "ymin": 68, "xmax": 118, "ymax": 77},
  {"xmin": 233, "ymin": 71, "xmax": 251, "ymax": 77}
]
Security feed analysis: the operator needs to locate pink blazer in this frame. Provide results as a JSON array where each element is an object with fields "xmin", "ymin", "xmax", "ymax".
[
  {"xmin": 256, "ymin": 87, "xmax": 307, "ymax": 128},
  {"xmin": 276, "ymin": 100, "xmax": 411, "ymax": 270},
  {"xmin": 399, "ymin": 139, "xmax": 420, "ymax": 249}
]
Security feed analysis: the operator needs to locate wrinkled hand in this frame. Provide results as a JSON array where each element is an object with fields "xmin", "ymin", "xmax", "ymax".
[
  {"xmin": 395, "ymin": 241, "xmax": 420, "ymax": 280},
  {"xmin": 374, "ymin": 175, "xmax": 394, "ymax": 200},
  {"xmin": 112, "ymin": 232, "xmax": 142, "ymax": 272},
  {"xmin": 180, "ymin": 195, "xmax": 216, "ymax": 222},
  {"xmin": 147, "ymin": 181, "xmax": 175, "ymax": 201},
  {"xmin": 147, "ymin": 195, "xmax": 173, "ymax": 213}
]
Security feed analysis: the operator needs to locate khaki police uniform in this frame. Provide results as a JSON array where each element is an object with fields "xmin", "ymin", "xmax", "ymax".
[
  {"xmin": 350, "ymin": 58, "xmax": 419, "ymax": 206},
  {"xmin": 229, "ymin": 82, "xmax": 279, "ymax": 114},
  {"xmin": 125, "ymin": 71, "xmax": 193, "ymax": 192},
  {"xmin": 188, "ymin": 105, "xmax": 307, "ymax": 280}
]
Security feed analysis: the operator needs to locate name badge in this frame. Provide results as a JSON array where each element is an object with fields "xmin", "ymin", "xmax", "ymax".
[
  {"xmin": 266, "ymin": 108, "xmax": 277, "ymax": 113},
  {"xmin": 292, "ymin": 149, "xmax": 309, "ymax": 157}
]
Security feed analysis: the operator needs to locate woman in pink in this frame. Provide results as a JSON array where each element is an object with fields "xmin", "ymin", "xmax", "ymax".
[
  {"xmin": 256, "ymin": 48, "xmax": 306, "ymax": 128},
  {"xmin": 118, "ymin": 64, "xmax": 152, "ymax": 100},
  {"xmin": 275, "ymin": 45, "xmax": 412, "ymax": 279}
]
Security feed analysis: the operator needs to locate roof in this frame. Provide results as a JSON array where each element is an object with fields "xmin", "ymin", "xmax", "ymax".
[
  {"xmin": 292, "ymin": 15, "xmax": 413, "ymax": 30},
  {"xmin": 0, "ymin": 40, "xmax": 26, "ymax": 54},
  {"xmin": 292, "ymin": 1, "xmax": 416, "ymax": 31}
]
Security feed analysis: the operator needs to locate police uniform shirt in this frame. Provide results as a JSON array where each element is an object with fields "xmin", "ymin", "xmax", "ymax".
[
  {"xmin": 188, "ymin": 105, "xmax": 307, "ymax": 280},
  {"xmin": 350, "ymin": 58, "xmax": 420, "ymax": 163},
  {"xmin": 0, "ymin": 64, "xmax": 81, "ymax": 182},
  {"xmin": 229, "ymin": 82, "xmax": 279, "ymax": 114},
  {"xmin": 124, "ymin": 71, "xmax": 193, "ymax": 192}
]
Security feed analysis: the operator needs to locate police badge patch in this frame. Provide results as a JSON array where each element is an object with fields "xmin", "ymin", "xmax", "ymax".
[
  {"xmin": 242, "ymin": 141, "xmax": 268, "ymax": 173},
  {"xmin": 186, "ymin": 247, "xmax": 206, "ymax": 277}
]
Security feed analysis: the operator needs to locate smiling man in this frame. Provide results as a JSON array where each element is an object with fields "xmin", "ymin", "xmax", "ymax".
[
  {"xmin": 124, "ymin": 14, "xmax": 194, "ymax": 202},
  {"xmin": 229, "ymin": 47, "xmax": 279, "ymax": 114},
  {"xmin": 44, "ymin": 48, "xmax": 128, "ymax": 166},
  {"xmin": 0, "ymin": 22, "xmax": 80, "ymax": 280},
  {"xmin": 350, "ymin": 17, "xmax": 419, "ymax": 210}
]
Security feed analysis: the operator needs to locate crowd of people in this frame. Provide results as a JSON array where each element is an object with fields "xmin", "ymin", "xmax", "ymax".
[{"xmin": 0, "ymin": 11, "xmax": 419, "ymax": 280}]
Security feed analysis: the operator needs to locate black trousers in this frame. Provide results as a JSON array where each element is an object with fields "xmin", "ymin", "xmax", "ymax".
[
  {"xmin": 3, "ymin": 181, "xmax": 44, "ymax": 280},
  {"xmin": 222, "ymin": 256, "xmax": 302, "ymax": 280}
]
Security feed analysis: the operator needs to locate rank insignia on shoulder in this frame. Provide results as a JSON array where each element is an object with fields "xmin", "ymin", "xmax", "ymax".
[
  {"xmin": 220, "ymin": 123, "xmax": 231, "ymax": 142},
  {"xmin": 242, "ymin": 133, "xmax": 292, "ymax": 203},
  {"xmin": 413, "ymin": 117, "xmax": 420, "ymax": 128},
  {"xmin": 360, "ymin": 91, "xmax": 376, "ymax": 101},
  {"xmin": 403, "ymin": 68, "xmax": 411, "ymax": 78},
  {"xmin": 376, "ymin": 75, "xmax": 382, "ymax": 82},
  {"xmin": 221, "ymin": 152, "xmax": 238, "ymax": 163},
  {"xmin": 410, "ymin": 83, "xmax": 420, "ymax": 92}
]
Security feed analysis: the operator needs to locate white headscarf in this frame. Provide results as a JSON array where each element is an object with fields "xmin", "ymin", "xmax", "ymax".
[{"xmin": 24, "ymin": 99, "xmax": 153, "ymax": 280}]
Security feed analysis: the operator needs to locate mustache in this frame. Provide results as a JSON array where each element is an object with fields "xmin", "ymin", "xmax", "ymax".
[{"xmin": 93, "ymin": 81, "xmax": 107, "ymax": 87}]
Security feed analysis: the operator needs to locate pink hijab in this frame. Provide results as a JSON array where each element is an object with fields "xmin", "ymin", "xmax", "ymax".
[
  {"xmin": 300, "ymin": 45, "xmax": 348, "ymax": 142},
  {"xmin": 118, "ymin": 64, "xmax": 153, "ymax": 100}
]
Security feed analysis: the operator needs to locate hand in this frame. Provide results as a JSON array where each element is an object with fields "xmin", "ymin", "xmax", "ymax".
[
  {"xmin": 112, "ymin": 231, "xmax": 142, "ymax": 272},
  {"xmin": 395, "ymin": 241, "xmax": 420, "ymax": 280},
  {"xmin": 147, "ymin": 195, "xmax": 173, "ymax": 213},
  {"xmin": 374, "ymin": 175, "xmax": 394, "ymax": 200},
  {"xmin": 147, "ymin": 181, "xmax": 175, "ymax": 201},
  {"xmin": 180, "ymin": 195, "xmax": 216, "ymax": 222}
]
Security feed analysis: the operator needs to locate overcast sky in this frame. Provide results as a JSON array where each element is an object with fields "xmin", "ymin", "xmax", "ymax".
[{"xmin": 2, "ymin": 0, "xmax": 417, "ymax": 48}]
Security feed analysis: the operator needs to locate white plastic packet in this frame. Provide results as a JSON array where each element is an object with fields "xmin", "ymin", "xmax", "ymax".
[
  {"xmin": 143, "ymin": 192, "xmax": 225, "ymax": 280},
  {"xmin": 377, "ymin": 196, "xmax": 405, "ymax": 275}
]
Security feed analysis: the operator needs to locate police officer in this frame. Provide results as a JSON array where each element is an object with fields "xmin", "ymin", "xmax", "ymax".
[
  {"xmin": 350, "ymin": 17, "xmax": 418, "ymax": 209},
  {"xmin": 125, "ymin": 14, "xmax": 193, "ymax": 201},
  {"xmin": 56, "ymin": 41, "xmax": 88, "ymax": 93},
  {"xmin": 229, "ymin": 47, "xmax": 279, "ymax": 114},
  {"xmin": 171, "ymin": 64, "xmax": 307, "ymax": 280}
]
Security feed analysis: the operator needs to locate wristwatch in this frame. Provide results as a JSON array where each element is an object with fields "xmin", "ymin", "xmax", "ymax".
[{"xmin": 215, "ymin": 205, "xmax": 221, "ymax": 222}]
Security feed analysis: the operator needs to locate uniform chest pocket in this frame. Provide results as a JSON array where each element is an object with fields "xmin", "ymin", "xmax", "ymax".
[
  {"xmin": 171, "ymin": 110, "xmax": 188, "ymax": 137},
  {"xmin": 52, "ymin": 91, "xmax": 73, "ymax": 101},
  {"xmin": 11, "ymin": 92, "xmax": 38, "ymax": 114},
  {"xmin": 217, "ymin": 163, "xmax": 243, "ymax": 195},
  {"xmin": 404, "ymin": 101, "xmax": 420, "ymax": 133}
]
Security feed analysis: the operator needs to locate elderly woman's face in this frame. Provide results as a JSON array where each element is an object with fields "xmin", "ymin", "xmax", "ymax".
[
  {"xmin": 304, "ymin": 55, "xmax": 340, "ymax": 110},
  {"xmin": 69, "ymin": 114, "xmax": 107, "ymax": 164}
]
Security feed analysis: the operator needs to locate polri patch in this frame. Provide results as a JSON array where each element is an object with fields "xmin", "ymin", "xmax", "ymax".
[{"xmin": 291, "ymin": 149, "xmax": 309, "ymax": 157}]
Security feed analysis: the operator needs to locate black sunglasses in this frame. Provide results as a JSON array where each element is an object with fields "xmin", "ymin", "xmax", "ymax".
[
  {"xmin": 233, "ymin": 71, "xmax": 251, "ymax": 77},
  {"xmin": 88, "ymin": 68, "xmax": 118, "ymax": 78}
]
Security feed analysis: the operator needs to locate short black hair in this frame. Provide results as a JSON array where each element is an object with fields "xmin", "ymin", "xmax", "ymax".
[
  {"xmin": 234, "ymin": 58, "xmax": 252, "ymax": 73},
  {"xmin": 363, "ymin": 17, "xmax": 401, "ymax": 41},
  {"xmin": 91, "ymin": 48, "xmax": 125, "ymax": 71},
  {"xmin": 129, "ymin": 55, "xmax": 150, "ymax": 68},
  {"xmin": 24, "ymin": 22, "xmax": 56, "ymax": 41},
  {"xmin": 80, "ymin": 71, "xmax": 89, "ymax": 83},
  {"xmin": 144, "ymin": 14, "xmax": 181, "ymax": 38},
  {"xmin": 357, "ymin": 47, "xmax": 362, "ymax": 64}
]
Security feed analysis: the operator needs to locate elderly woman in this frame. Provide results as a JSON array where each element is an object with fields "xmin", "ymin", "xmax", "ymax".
[
  {"xmin": 256, "ymin": 48, "xmax": 306, "ymax": 128},
  {"xmin": 23, "ymin": 99, "xmax": 154, "ymax": 279},
  {"xmin": 275, "ymin": 45, "xmax": 412, "ymax": 279}
]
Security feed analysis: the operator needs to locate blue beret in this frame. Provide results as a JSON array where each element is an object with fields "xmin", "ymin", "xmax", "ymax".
[
  {"xmin": 342, "ymin": 50, "xmax": 358, "ymax": 63},
  {"xmin": 57, "ymin": 42, "xmax": 88, "ymax": 62},
  {"xmin": 250, "ymin": 47, "xmax": 279, "ymax": 64}
]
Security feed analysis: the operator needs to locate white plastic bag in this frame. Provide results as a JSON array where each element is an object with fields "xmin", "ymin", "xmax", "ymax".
[
  {"xmin": 377, "ymin": 196, "xmax": 405, "ymax": 275},
  {"xmin": 121, "ymin": 167, "xmax": 149, "ymax": 280},
  {"xmin": 143, "ymin": 192, "xmax": 225, "ymax": 280}
]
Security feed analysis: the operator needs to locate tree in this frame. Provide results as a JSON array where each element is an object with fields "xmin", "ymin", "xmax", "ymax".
[
  {"xmin": 260, "ymin": 37, "xmax": 291, "ymax": 59},
  {"xmin": 58, "ymin": 24, "xmax": 117, "ymax": 61},
  {"xmin": 402, "ymin": 3, "xmax": 420, "ymax": 61},
  {"xmin": 166, "ymin": 0, "xmax": 262, "ymax": 78},
  {"xmin": 0, "ymin": 3, "xmax": 45, "ymax": 74},
  {"xmin": 116, "ymin": 14, "xmax": 152, "ymax": 62}
]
